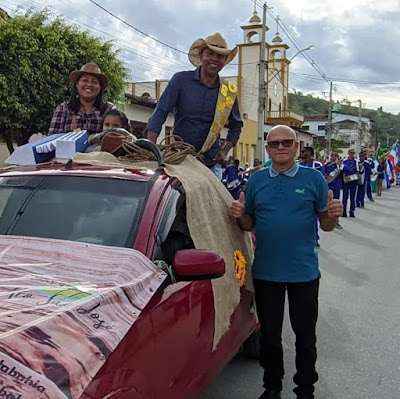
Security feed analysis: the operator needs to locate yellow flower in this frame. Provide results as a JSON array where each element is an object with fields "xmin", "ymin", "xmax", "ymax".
[{"xmin": 233, "ymin": 250, "xmax": 246, "ymax": 286}]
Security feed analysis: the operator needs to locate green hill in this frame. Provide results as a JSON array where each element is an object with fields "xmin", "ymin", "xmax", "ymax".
[{"xmin": 288, "ymin": 92, "xmax": 400, "ymax": 145}]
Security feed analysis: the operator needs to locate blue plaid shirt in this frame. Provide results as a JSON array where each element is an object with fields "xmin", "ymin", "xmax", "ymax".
[{"xmin": 146, "ymin": 67, "xmax": 243, "ymax": 168}]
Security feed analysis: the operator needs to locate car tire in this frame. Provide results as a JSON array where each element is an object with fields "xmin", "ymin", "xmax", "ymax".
[{"xmin": 241, "ymin": 330, "xmax": 260, "ymax": 359}]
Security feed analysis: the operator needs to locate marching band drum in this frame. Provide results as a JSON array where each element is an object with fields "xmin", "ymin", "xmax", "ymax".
[{"xmin": 325, "ymin": 160, "xmax": 343, "ymax": 184}]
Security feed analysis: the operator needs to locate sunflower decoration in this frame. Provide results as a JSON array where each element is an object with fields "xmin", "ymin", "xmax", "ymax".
[{"xmin": 233, "ymin": 250, "xmax": 246, "ymax": 286}]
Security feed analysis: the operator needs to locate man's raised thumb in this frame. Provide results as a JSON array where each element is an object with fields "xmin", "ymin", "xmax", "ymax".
[
  {"xmin": 328, "ymin": 190, "xmax": 334, "ymax": 202},
  {"xmin": 239, "ymin": 191, "xmax": 245, "ymax": 205}
]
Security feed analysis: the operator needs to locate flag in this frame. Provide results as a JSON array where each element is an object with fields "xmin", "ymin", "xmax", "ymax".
[
  {"xmin": 374, "ymin": 143, "xmax": 385, "ymax": 160},
  {"xmin": 387, "ymin": 141, "xmax": 399, "ymax": 174}
]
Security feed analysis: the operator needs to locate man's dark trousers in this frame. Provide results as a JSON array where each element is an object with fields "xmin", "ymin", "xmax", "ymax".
[
  {"xmin": 356, "ymin": 183, "xmax": 366, "ymax": 206},
  {"xmin": 328, "ymin": 183, "xmax": 341, "ymax": 200},
  {"xmin": 254, "ymin": 278, "xmax": 319, "ymax": 396},
  {"xmin": 342, "ymin": 181, "xmax": 357, "ymax": 214}
]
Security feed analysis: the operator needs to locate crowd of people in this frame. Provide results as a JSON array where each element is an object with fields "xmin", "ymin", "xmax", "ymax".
[
  {"xmin": 46, "ymin": 30, "xmax": 397, "ymax": 399},
  {"xmin": 297, "ymin": 146, "xmax": 394, "ymax": 218}
]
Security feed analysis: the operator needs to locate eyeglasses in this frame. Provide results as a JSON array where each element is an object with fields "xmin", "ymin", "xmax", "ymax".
[{"xmin": 267, "ymin": 139, "xmax": 294, "ymax": 149}]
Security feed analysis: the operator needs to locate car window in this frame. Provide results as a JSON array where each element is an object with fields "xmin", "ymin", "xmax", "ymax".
[
  {"xmin": 154, "ymin": 186, "xmax": 194, "ymax": 264},
  {"xmin": 0, "ymin": 175, "xmax": 146, "ymax": 248}
]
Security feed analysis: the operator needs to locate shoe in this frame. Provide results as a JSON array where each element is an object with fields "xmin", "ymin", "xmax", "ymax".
[
  {"xmin": 360, "ymin": 204, "xmax": 364, "ymax": 208},
  {"xmin": 342, "ymin": 212, "xmax": 347, "ymax": 217},
  {"xmin": 369, "ymin": 198, "xmax": 375, "ymax": 202},
  {"xmin": 350, "ymin": 213, "xmax": 355, "ymax": 218},
  {"xmin": 356, "ymin": 203, "xmax": 361, "ymax": 207},
  {"xmin": 259, "ymin": 389, "xmax": 282, "ymax": 399},
  {"xmin": 335, "ymin": 222, "xmax": 343, "ymax": 229},
  {"xmin": 297, "ymin": 395, "xmax": 314, "ymax": 399},
  {"xmin": 316, "ymin": 242, "xmax": 320, "ymax": 247}
]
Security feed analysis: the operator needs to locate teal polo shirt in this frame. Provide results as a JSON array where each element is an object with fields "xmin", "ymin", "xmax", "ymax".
[{"xmin": 245, "ymin": 162, "xmax": 329, "ymax": 282}]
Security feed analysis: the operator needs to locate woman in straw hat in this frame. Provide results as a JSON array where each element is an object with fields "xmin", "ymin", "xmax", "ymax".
[
  {"xmin": 49, "ymin": 62, "xmax": 111, "ymax": 135},
  {"xmin": 146, "ymin": 33, "xmax": 243, "ymax": 177}
]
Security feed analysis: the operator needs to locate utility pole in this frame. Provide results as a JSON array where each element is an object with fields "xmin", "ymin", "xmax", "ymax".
[
  {"xmin": 357, "ymin": 99, "xmax": 362, "ymax": 153},
  {"xmin": 257, "ymin": 2, "xmax": 267, "ymax": 163},
  {"xmin": 326, "ymin": 81, "xmax": 333, "ymax": 156}
]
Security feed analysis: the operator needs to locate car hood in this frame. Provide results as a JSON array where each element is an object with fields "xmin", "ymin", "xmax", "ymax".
[{"xmin": 0, "ymin": 235, "xmax": 166, "ymax": 399}]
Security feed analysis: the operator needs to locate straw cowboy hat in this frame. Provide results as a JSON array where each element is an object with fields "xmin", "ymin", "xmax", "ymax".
[
  {"xmin": 69, "ymin": 62, "xmax": 109, "ymax": 89},
  {"xmin": 188, "ymin": 32, "xmax": 238, "ymax": 67}
]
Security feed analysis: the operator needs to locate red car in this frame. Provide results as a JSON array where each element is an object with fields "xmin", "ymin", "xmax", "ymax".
[{"xmin": 0, "ymin": 161, "xmax": 257, "ymax": 399}]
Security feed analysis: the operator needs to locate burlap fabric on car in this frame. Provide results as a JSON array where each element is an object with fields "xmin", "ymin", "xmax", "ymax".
[
  {"xmin": 163, "ymin": 156, "xmax": 254, "ymax": 350},
  {"xmin": 70, "ymin": 152, "xmax": 254, "ymax": 350}
]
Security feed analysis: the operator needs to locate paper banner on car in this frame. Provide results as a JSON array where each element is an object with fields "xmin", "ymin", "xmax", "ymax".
[{"xmin": 0, "ymin": 235, "xmax": 166, "ymax": 399}]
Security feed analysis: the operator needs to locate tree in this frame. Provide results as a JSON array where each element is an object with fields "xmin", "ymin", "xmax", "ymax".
[
  {"xmin": 331, "ymin": 140, "xmax": 343, "ymax": 154},
  {"xmin": 0, "ymin": 10, "xmax": 128, "ymax": 153}
]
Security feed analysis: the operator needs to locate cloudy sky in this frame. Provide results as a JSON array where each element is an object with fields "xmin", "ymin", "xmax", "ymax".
[{"xmin": 2, "ymin": 0, "xmax": 400, "ymax": 114}]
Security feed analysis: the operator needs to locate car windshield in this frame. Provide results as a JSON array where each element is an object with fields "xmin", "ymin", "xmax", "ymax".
[{"xmin": 0, "ymin": 175, "xmax": 146, "ymax": 248}]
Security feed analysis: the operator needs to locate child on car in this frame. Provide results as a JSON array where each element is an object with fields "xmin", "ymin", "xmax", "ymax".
[{"xmin": 88, "ymin": 107, "xmax": 131, "ymax": 145}]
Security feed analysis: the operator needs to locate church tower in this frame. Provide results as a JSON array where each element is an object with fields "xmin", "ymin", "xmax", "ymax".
[
  {"xmin": 239, "ymin": 11, "xmax": 304, "ymax": 125},
  {"xmin": 267, "ymin": 21, "xmax": 290, "ymax": 122},
  {"xmin": 234, "ymin": 10, "xmax": 267, "ymax": 164},
  {"xmin": 233, "ymin": 10, "xmax": 304, "ymax": 164}
]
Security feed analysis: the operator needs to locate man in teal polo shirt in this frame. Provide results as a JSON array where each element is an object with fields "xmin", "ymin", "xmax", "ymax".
[{"xmin": 229, "ymin": 125, "xmax": 343, "ymax": 399}]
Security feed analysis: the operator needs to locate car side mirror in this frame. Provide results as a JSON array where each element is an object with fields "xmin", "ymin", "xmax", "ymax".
[{"xmin": 173, "ymin": 249, "xmax": 225, "ymax": 281}]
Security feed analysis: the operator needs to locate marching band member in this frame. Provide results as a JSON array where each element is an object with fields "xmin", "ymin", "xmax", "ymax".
[
  {"xmin": 325, "ymin": 151, "xmax": 342, "ymax": 199},
  {"xmin": 356, "ymin": 151, "xmax": 370, "ymax": 208},
  {"xmin": 299, "ymin": 147, "xmax": 325, "ymax": 175},
  {"xmin": 342, "ymin": 149, "xmax": 359, "ymax": 217},
  {"xmin": 222, "ymin": 159, "xmax": 243, "ymax": 200},
  {"xmin": 325, "ymin": 151, "xmax": 343, "ymax": 229},
  {"xmin": 365, "ymin": 154, "xmax": 375, "ymax": 202},
  {"xmin": 299, "ymin": 146, "xmax": 325, "ymax": 245}
]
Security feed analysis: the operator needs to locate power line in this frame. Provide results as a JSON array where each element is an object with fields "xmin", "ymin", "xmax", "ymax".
[
  {"xmin": 254, "ymin": 0, "xmax": 330, "ymax": 85},
  {"xmin": 292, "ymin": 72, "xmax": 400, "ymax": 86},
  {"xmin": 55, "ymin": 0, "xmax": 190, "ymax": 67},
  {"xmin": 52, "ymin": 0, "xmax": 191, "ymax": 69},
  {"xmin": 88, "ymin": 0, "xmax": 187, "ymax": 55},
  {"xmin": 0, "ymin": 2, "xmax": 13, "ymax": 10},
  {"xmin": 4, "ymin": 0, "xmax": 193, "ymax": 77},
  {"xmin": 86, "ymin": 0, "xmax": 260, "ymax": 67},
  {"xmin": 87, "ymin": 0, "xmax": 262, "ymax": 67},
  {"xmin": 7, "ymin": 0, "xmax": 400, "ymax": 106}
]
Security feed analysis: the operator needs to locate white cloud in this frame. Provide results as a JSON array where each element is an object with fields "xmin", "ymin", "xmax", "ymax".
[
  {"xmin": 276, "ymin": 0, "xmax": 395, "ymax": 25},
  {"xmin": 4, "ymin": 0, "xmax": 400, "ymax": 113}
]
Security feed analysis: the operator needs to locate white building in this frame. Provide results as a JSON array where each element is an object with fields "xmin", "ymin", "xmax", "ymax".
[{"xmin": 302, "ymin": 112, "xmax": 372, "ymax": 154}]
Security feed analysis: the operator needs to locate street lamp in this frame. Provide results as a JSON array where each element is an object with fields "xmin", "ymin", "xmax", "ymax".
[{"xmin": 266, "ymin": 45, "xmax": 315, "ymax": 85}]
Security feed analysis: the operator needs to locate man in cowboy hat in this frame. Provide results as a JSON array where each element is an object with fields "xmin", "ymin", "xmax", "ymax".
[{"xmin": 145, "ymin": 33, "xmax": 243, "ymax": 176}]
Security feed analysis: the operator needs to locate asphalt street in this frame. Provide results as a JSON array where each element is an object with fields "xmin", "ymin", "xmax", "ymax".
[{"xmin": 200, "ymin": 186, "xmax": 400, "ymax": 399}]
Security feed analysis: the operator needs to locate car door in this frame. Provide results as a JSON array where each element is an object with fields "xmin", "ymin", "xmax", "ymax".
[
  {"xmin": 147, "ymin": 185, "xmax": 216, "ymax": 398},
  {"xmin": 142, "ymin": 180, "xmax": 257, "ymax": 398}
]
